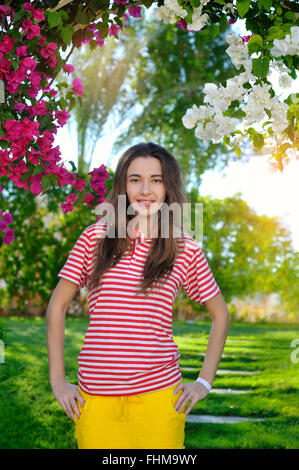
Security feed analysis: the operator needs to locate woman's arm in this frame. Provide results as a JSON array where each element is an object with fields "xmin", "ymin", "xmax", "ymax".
[
  {"xmin": 197, "ymin": 292, "xmax": 231, "ymax": 385},
  {"xmin": 173, "ymin": 292, "xmax": 230, "ymax": 415},
  {"xmin": 46, "ymin": 278, "xmax": 85, "ymax": 422}
]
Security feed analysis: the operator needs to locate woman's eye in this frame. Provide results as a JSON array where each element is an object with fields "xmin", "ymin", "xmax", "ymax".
[{"xmin": 129, "ymin": 179, "xmax": 162, "ymax": 183}]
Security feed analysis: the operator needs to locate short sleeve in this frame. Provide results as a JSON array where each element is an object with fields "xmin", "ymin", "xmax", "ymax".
[
  {"xmin": 182, "ymin": 243, "xmax": 221, "ymax": 306},
  {"xmin": 58, "ymin": 229, "xmax": 91, "ymax": 289}
]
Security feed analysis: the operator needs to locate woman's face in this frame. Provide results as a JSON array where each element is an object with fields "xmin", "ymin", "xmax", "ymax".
[{"xmin": 126, "ymin": 156, "xmax": 167, "ymax": 219}]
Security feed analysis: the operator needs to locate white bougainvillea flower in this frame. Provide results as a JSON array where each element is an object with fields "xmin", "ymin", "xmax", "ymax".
[
  {"xmin": 188, "ymin": 10, "xmax": 209, "ymax": 32},
  {"xmin": 242, "ymin": 83, "xmax": 273, "ymax": 124},
  {"xmin": 181, "ymin": 104, "xmax": 202, "ymax": 128},
  {"xmin": 270, "ymin": 26, "xmax": 299, "ymax": 57},
  {"xmin": 153, "ymin": 0, "xmax": 188, "ymax": 25},
  {"xmin": 279, "ymin": 73, "xmax": 293, "ymax": 89},
  {"xmin": 270, "ymin": 99, "xmax": 289, "ymax": 134}
]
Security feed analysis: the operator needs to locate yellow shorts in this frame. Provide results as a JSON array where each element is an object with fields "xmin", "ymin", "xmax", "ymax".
[{"xmin": 73, "ymin": 382, "xmax": 186, "ymax": 449}]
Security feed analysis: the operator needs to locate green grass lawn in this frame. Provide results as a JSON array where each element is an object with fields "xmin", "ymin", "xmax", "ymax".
[{"xmin": 0, "ymin": 316, "xmax": 298, "ymax": 449}]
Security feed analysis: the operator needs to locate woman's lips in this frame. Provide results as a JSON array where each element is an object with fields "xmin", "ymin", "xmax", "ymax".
[{"xmin": 136, "ymin": 200, "xmax": 155, "ymax": 206}]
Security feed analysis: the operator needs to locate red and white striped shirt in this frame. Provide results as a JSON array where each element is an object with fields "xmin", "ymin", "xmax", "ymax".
[{"xmin": 58, "ymin": 221, "xmax": 221, "ymax": 396}]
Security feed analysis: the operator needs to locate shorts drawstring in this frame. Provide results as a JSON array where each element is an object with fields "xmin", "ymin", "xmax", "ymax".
[{"xmin": 120, "ymin": 396, "xmax": 128, "ymax": 421}]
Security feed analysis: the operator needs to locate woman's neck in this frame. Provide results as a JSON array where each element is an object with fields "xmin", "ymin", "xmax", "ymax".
[{"xmin": 135, "ymin": 214, "xmax": 158, "ymax": 238}]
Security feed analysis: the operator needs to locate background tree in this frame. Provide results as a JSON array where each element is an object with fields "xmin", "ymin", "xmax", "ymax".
[
  {"xmin": 57, "ymin": 22, "xmax": 154, "ymax": 174},
  {"xmin": 174, "ymin": 188, "xmax": 299, "ymax": 321},
  {"xmin": 111, "ymin": 13, "xmax": 250, "ymax": 187}
]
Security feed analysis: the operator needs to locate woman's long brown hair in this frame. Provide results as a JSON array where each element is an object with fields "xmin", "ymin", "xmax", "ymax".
[{"xmin": 87, "ymin": 142, "xmax": 188, "ymax": 296}]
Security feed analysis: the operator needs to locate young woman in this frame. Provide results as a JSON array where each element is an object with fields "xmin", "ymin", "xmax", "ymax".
[{"xmin": 46, "ymin": 142, "xmax": 230, "ymax": 449}]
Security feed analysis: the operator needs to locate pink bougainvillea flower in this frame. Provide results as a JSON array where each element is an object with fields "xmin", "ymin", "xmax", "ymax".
[
  {"xmin": 14, "ymin": 102, "xmax": 26, "ymax": 114},
  {"xmin": 55, "ymin": 109, "xmax": 71, "ymax": 126},
  {"xmin": 228, "ymin": 18, "xmax": 236, "ymax": 25},
  {"xmin": 62, "ymin": 63, "xmax": 75, "ymax": 75},
  {"xmin": 241, "ymin": 34, "xmax": 254, "ymax": 43},
  {"xmin": 88, "ymin": 165, "xmax": 109, "ymax": 195},
  {"xmin": 86, "ymin": 22, "xmax": 97, "ymax": 32},
  {"xmin": 4, "ymin": 119, "xmax": 22, "ymax": 141},
  {"xmin": 74, "ymin": 178, "xmax": 86, "ymax": 191},
  {"xmin": 0, "ymin": 34, "xmax": 16, "ymax": 54},
  {"xmin": 109, "ymin": 24, "xmax": 121, "ymax": 37},
  {"xmin": 2, "ymin": 212, "xmax": 12, "ymax": 225},
  {"xmin": 30, "ymin": 174, "xmax": 43, "ymax": 196},
  {"xmin": 47, "ymin": 54, "xmax": 57, "ymax": 68},
  {"xmin": 72, "ymin": 78, "xmax": 84, "ymax": 98},
  {"xmin": 27, "ymin": 148, "xmax": 41, "ymax": 165},
  {"xmin": 3, "ymin": 228, "xmax": 15, "ymax": 245},
  {"xmin": 128, "ymin": 6, "xmax": 142, "ymax": 18},
  {"xmin": 94, "ymin": 31, "xmax": 105, "ymax": 47},
  {"xmin": 0, "ymin": 6, "xmax": 9, "ymax": 15},
  {"xmin": 0, "ymin": 186, "xmax": 2, "ymax": 195},
  {"xmin": 21, "ymin": 117, "xmax": 40, "ymax": 141},
  {"xmin": 0, "ymin": 57, "xmax": 12, "ymax": 78},
  {"xmin": 31, "ymin": 8, "xmax": 45, "ymax": 21},
  {"xmin": 34, "ymin": 100, "xmax": 49, "ymax": 117},
  {"xmin": 20, "ymin": 56, "xmax": 37, "ymax": 72},
  {"xmin": 11, "ymin": 140, "xmax": 27, "ymax": 160},
  {"xmin": 41, "ymin": 42, "xmax": 57, "ymax": 59},
  {"xmin": 61, "ymin": 202, "xmax": 74, "ymax": 213},
  {"xmin": 12, "ymin": 160, "xmax": 28, "ymax": 175},
  {"xmin": 21, "ymin": 19, "xmax": 41, "ymax": 40},
  {"xmin": 0, "ymin": 219, "xmax": 8, "ymax": 231},
  {"xmin": 114, "ymin": 0, "xmax": 128, "ymax": 4},
  {"xmin": 24, "ymin": 3, "xmax": 45, "ymax": 21},
  {"xmin": 65, "ymin": 193, "xmax": 77, "ymax": 204},
  {"xmin": 177, "ymin": 18, "xmax": 188, "ymax": 30},
  {"xmin": 83, "ymin": 192, "xmax": 95, "ymax": 209},
  {"xmin": 16, "ymin": 45, "xmax": 27, "ymax": 57},
  {"xmin": 38, "ymin": 36, "xmax": 47, "ymax": 47},
  {"xmin": 4, "ymin": 71, "xmax": 20, "ymax": 94}
]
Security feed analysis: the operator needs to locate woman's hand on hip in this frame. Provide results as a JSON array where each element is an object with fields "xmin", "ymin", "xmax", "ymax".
[
  {"xmin": 51, "ymin": 379, "xmax": 85, "ymax": 423},
  {"xmin": 173, "ymin": 381, "xmax": 209, "ymax": 415}
]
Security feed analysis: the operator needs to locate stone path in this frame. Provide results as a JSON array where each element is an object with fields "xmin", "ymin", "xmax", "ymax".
[
  {"xmin": 181, "ymin": 367, "xmax": 260, "ymax": 375},
  {"xmin": 210, "ymin": 388, "xmax": 252, "ymax": 394},
  {"xmin": 186, "ymin": 414, "xmax": 264, "ymax": 424},
  {"xmin": 180, "ymin": 367, "xmax": 262, "ymax": 423}
]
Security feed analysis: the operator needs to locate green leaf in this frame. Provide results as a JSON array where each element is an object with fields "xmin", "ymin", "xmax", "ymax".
[
  {"xmin": 236, "ymin": 0, "xmax": 251, "ymax": 18},
  {"xmin": 267, "ymin": 26, "xmax": 285, "ymax": 41},
  {"xmin": 247, "ymin": 34, "xmax": 263, "ymax": 55},
  {"xmin": 234, "ymin": 145, "xmax": 242, "ymax": 157},
  {"xmin": 143, "ymin": 0, "xmax": 155, "ymax": 8},
  {"xmin": 40, "ymin": 175, "xmax": 53, "ymax": 194},
  {"xmin": 257, "ymin": 0, "xmax": 273, "ymax": 11},
  {"xmin": 58, "ymin": 97, "xmax": 67, "ymax": 109},
  {"xmin": 47, "ymin": 11, "xmax": 62, "ymax": 28},
  {"xmin": 210, "ymin": 24, "xmax": 220, "ymax": 39},
  {"xmin": 75, "ymin": 9, "xmax": 89, "ymax": 26},
  {"xmin": 252, "ymin": 56, "xmax": 270, "ymax": 79},
  {"xmin": 97, "ymin": 22, "xmax": 109, "ymax": 38},
  {"xmin": 284, "ymin": 11, "xmax": 296, "ymax": 21},
  {"xmin": 60, "ymin": 25, "xmax": 75, "ymax": 45},
  {"xmin": 223, "ymin": 136, "xmax": 230, "ymax": 146},
  {"xmin": 253, "ymin": 132, "xmax": 264, "ymax": 151},
  {"xmin": 69, "ymin": 161, "xmax": 77, "ymax": 173},
  {"xmin": 68, "ymin": 96, "xmax": 76, "ymax": 111},
  {"xmin": 264, "ymin": 108, "xmax": 272, "ymax": 119},
  {"xmin": 33, "ymin": 165, "xmax": 45, "ymax": 176},
  {"xmin": 89, "ymin": 40, "xmax": 98, "ymax": 52}
]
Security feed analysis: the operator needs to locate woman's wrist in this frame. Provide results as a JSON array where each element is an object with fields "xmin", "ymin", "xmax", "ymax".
[{"xmin": 196, "ymin": 376, "xmax": 212, "ymax": 392}]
